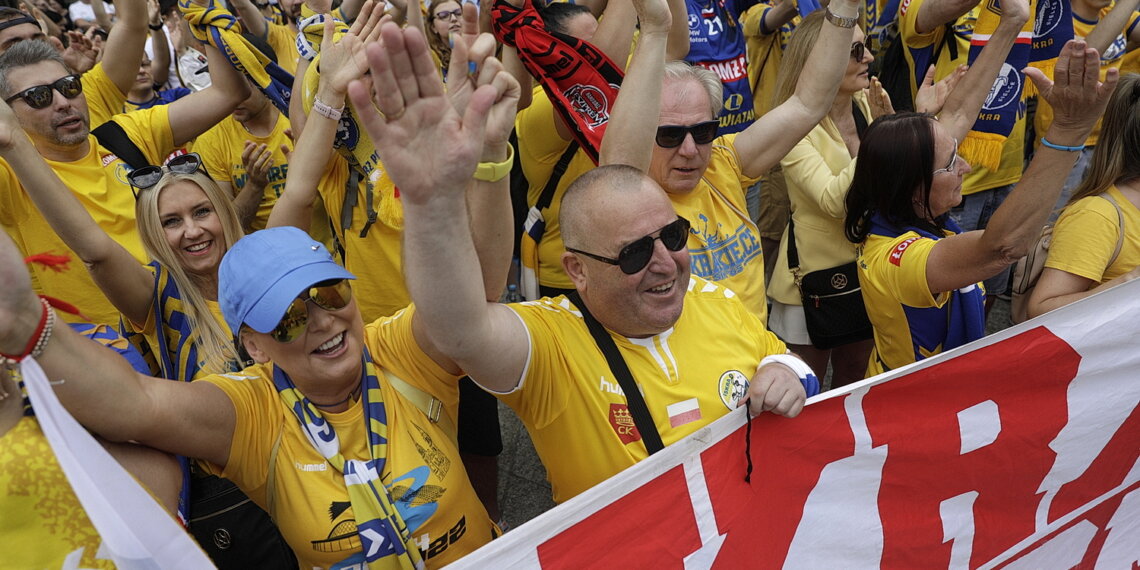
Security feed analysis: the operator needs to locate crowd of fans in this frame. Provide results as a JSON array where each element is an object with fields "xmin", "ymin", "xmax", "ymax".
[{"xmin": 0, "ymin": 0, "xmax": 1136, "ymax": 566}]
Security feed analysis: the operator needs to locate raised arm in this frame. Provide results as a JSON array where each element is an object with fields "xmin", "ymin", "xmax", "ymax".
[
  {"xmin": 229, "ymin": 0, "xmax": 268, "ymax": 38},
  {"xmin": 936, "ymin": 0, "xmax": 1029, "ymax": 141},
  {"xmin": 1083, "ymin": 0, "xmax": 1140, "ymax": 55},
  {"xmin": 734, "ymin": 0, "xmax": 859, "ymax": 178},
  {"xmin": 165, "ymin": 42, "xmax": 251, "ymax": 145},
  {"xmin": 0, "ymin": 101, "xmax": 153, "ymax": 325},
  {"xmin": 348, "ymin": 23, "xmax": 529, "ymax": 390},
  {"xmin": 267, "ymin": 5, "xmax": 382, "ymax": 230},
  {"xmin": 99, "ymin": 0, "xmax": 148, "ymax": 95},
  {"xmin": 0, "ymin": 230, "xmax": 235, "ymax": 468},
  {"xmin": 924, "ymin": 41, "xmax": 1119, "ymax": 294},
  {"xmin": 147, "ymin": 0, "xmax": 172, "ymax": 86},
  {"xmin": 598, "ymin": 0, "xmax": 671, "ymax": 169}
]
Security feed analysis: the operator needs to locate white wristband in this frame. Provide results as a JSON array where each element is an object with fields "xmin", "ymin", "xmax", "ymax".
[
  {"xmin": 312, "ymin": 97, "xmax": 343, "ymax": 121},
  {"xmin": 759, "ymin": 354, "xmax": 820, "ymax": 396}
]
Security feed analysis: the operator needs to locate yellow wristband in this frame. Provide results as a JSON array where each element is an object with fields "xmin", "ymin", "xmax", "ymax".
[{"xmin": 473, "ymin": 144, "xmax": 514, "ymax": 183}]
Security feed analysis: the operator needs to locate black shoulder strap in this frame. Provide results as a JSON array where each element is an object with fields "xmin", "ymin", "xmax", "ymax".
[
  {"xmin": 535, "ymin": 141, "xmax": 580, "ymax": 210},
  {"xmin": 567, "ymin": 290, "xmax": 665, "ymax": 455},
  {"xmin": 91, "ymin": 121, "xmax": 150, "ymax": 170},
  {"xmin": 852, "ymin": 101, "xmax": 869, "ymax": 139}
]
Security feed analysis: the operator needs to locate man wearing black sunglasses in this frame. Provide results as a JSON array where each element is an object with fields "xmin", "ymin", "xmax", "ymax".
[
  {"xmin": 350, "ymin": 19, "xmax": 819, "ymax": 506},
  {"xmin": 594, "ymin": 0, "xmax": 861, "ymax": 328},
  {"xmin": 0, "ymin": 31, "xmax": 250, "ymax": 327}
]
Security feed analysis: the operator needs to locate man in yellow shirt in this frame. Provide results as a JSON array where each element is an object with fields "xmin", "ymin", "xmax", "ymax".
[
  {"xmin": 0, "ymin": 38, "xmax": 249, "ymax": 326},
  {"xmin": 349, "ymin": 19, "xmax": 818, "ymax": 504}
]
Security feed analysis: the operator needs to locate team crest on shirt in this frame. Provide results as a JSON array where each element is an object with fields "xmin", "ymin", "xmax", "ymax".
[
  {"xmin": 609, "ymin": 403, "xmax": 642, "ymax": 444},
  {"xmin": 717, "ymin": 370, "xmax": 749, "ymax": 410}
]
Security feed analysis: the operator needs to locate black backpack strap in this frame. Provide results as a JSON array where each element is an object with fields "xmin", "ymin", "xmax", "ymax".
[
  {"xmin": 567, "ymin": 290, "xmax": 665, "ymax": 455},
  {"xmin": 535, "ymin": 141, "xmax": 579, "ymax": 210},
  {"xmin": 852, "ymin": 100, "xmax": 869, "ymax": 139},
  {"xmin": 91, "ymin": 121, "xmax": 150, "ymax": 170}
]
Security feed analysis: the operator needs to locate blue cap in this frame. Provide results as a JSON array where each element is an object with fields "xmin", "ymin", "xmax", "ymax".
[{"xmin": 219, "ymin": 227, "xmax": 355, "ymax": 336}]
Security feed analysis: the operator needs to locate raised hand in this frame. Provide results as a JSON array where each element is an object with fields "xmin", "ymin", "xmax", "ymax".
[
  {"xmin": 346, "ymin": 24, "xmax": 498, "ymax": 204},
  {"xmin": 0, "ymin": 99, "xmax": 25, "ymax": 153},
  {"xmin": 634, "ymin": 0, "xmax": 671, "ymax": 35},
  {"xmin": 1025, "ymin": 40, "xmax": 1119, "ymax": 136},
  {"xmin": 241, "ymin": 141, "xmax": 273, "ymax": 190},
  {"xmin": 319, "ymin": 2, "xmax": 385, "ymax": 97},
  {"xmin": 867, "ymin": 76, "xmax": 894, "ymax": 119},
  {"xmin": 914, "ymin": 64, "xmax": 966, "ymax": 115}
]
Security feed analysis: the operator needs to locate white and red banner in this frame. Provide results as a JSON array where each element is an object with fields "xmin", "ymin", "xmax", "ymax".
[{"xmin": 451, "ymin": 280, "xmax": 1140, "ymax": 568}]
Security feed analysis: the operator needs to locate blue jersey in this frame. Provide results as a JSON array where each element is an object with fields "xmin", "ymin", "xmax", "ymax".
[{"xmin": 685, "ymin": 0, "xmax": 756, "ymax": 134}]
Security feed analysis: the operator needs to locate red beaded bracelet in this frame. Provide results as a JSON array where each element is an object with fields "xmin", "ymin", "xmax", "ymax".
[{"xmin": 0, "ymin": 298, "xmax": 55, "ymax": 364}]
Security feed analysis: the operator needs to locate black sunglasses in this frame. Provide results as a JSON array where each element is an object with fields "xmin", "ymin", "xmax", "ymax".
[
  {"xmin": 655, "ymin": 121, "xmax": 719, "ymax": 148},
  {"xmin": 566, "ymin": 217, "xmax": 691, "ymax": 274},
  {"xmin": 4, "ymin": 74, "xmax": 83, "ymax": 109},
  {"xmin": 127, "ymin": 153, "xmax": 203, "ymax": 197},
  {"xmin": 851, "ymin": 41, "xmax": 867, "ymax": 62},
  {"xmin": 271, "ymin": 279, "xmax": 354, "ymax": 343}
]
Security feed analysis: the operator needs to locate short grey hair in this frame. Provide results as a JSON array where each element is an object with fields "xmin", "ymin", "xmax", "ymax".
[
  {"xmin": 0, "ymin": 40, "xmax": 69, "ymax": 99},
  {"xmin": 663, "ymin": 61, "xmax": 723, "ymax": 119}
]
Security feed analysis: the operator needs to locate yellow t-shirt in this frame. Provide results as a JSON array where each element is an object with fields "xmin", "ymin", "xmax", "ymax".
[
  {"xmin": 197, "ymin": 113, "xmax": 290, "ymax": 231},
  {"xmin": 0, "ymin": 106, "xmax": 176, "ymax": 326},
  {"xmin": 899, "ymin": 0, "xmax": 1025, "ymax": 194},
  {"xmin": 741, "ymin": 2, "xmax": 797, "ymax": 118},
  {"xmin": 1033, "ymin": 8, "xmax": 1140, "ymax": 146},
  {"xmin": 203, "ymin": 306, "xmax": 495, "ymax": 568},
  {"xmin": 516, "ymin": 87, "xmax": 597, "ymax": 290},
  {"xmin": 858, "ymin": 230, "xmax": 968, "ymax": 376},
  {"xmin": 500, "ymin": 276, "xmax": 787, "ymax": 503},
  {"xmin": 769, "ymin": 96, "xmax": 868, "ymax": 306},
  {"xmin": 1, "ymin": 416, "xmax": 114, "ymax": 569},
  {"xmin": 266, "ymin": 22, "xmax": 300, "ymax": 76},
  {"xmin": 1045, "ymin": 186, "xmax": 1140, "ymax": 283},
  {"xmin": 82, "ymin": 61, "xmax": 128, "ymax": 129},
  {"xmin": 318, "ymin": 158, "xmax": 409, "ymax": 321},
  {"xmin": 670, "ymin": 134, "xmax": 767, "ymax": 322}
]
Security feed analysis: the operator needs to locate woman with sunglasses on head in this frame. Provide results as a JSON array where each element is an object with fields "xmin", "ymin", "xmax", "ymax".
[
  {"xmin": 1025, "ymin": 73, "xmax": 1140, "ymax": 320},
  {"xmin": 843, "ymin": 40, "xmax": 1117, "ymax": 377},
  {"xmin": 763, "ymin": 5, "xmax": 1022, "ymax": 389}
]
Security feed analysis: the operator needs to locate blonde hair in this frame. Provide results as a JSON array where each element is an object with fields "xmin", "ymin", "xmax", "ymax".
[
  {"xmin": 773, "ymin": 11, "xmax": 828, "ymax": 109},
  {"xmin": 135, "ymin": 170, "xmax": 245, "ymax": 374},
  {"xmin": 1068, "ymin": 73, "xmax": 1140, "ymax": 205}
]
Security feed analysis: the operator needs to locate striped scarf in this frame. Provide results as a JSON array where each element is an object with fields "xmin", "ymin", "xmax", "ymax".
[
  {"xmin": 491, "ymin": 0, "xmax": 624, "ymax": 163},
  {"xmin": 273, "ymin": 349, "xmax": 423, "ymax": 569},
  {"xmin": 961, "ymin": 0, "xmax": 1072, "ymax": 170},
  {"xmin": 179, "ymin": 0, "xmax": 295, "ymax": 116}
]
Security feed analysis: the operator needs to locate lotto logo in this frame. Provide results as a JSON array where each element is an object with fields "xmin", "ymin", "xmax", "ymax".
[{"xmin": 889, "ymin": 237, "xmax": 920, "ymax": 266}]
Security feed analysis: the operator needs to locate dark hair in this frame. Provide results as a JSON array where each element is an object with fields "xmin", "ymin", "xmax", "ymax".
[
  {"xmin": 540, "ymin": 2, "xmax": 592, "ymax": 35},
  {"xmin": 844, "ymin": 112, "xmax": 945, "ymax": 242}
]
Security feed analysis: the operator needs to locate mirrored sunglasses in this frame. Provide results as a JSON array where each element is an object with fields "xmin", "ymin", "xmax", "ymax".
[
  {"xmin": 655, "ymin": 120, "xmax": 719, "ymax": 148},
  {"xmin": 127, "ymin": 153, "xmax": 203, "ymax": 198},
  {"xmin": 271, "ymin": 279, "xmax": 354, "ymax": 343},
  {"xmin": 566, "ymin": 217, "xmax": 691, "ymax": 274},
  {"xmin": 4, "ymin": 74, "xmax": 83, "ymax": 109}
]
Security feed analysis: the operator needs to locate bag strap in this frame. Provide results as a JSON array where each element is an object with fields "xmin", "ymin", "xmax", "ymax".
[
  {"xmin": 91, "ymin": 121, "xmax": 150, "ymax": 170},
  {"xmin": 1102, "ymin": 193, "xmax": 1127, "ymax": 268},
  {"xmin": 786, "ymin": 216, "xmax": 802, "ymax": 282},
  {"xmin": 382, "ymin": 369, "xmax": 457, "ymax": 445},
  {"xmin": 852, "ymin": 101, "xmax": 869, "ymax": 139},
  {"xmin": 266, "ymin": 417, "xmax": 285, "ymax": 519},
  {"xmin": 567, "ymin": 290, "xmax": 665, "ymax": 455},
  {"xmin": 535, "ymin": 141, "xmax": 580, "ymax": 211}
]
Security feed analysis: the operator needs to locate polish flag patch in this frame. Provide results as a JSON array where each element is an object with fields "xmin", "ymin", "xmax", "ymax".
[{"xmin": 667, "ymin": 398, "xmax": 702, "ymax": 428}]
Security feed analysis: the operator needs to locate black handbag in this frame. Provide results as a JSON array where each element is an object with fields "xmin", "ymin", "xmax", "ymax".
[
  {"xmin": 188, "ymin": 471, "xmax": 298, "ymax": 569},
  {"xmin": 787, "ymin": 219, "xmax": 873, "ymax": 349}
]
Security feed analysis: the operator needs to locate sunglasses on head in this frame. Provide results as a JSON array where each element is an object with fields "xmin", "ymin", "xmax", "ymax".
[
  {"xmin": 655, "ymin": 120, "xmax": 719, "ymax": 148},
  {"xmin": 270, "ymin": 279, "xmax": 354, "ymax": 343},
  {"xmin": 127, "ymin": 153, "xmax": 203, "ymax": 197},
  {"xmin": 566, "ymin": 217, "xmax": 691, "ymax": 274},
  {"xmin": 850, "ymin": 41, "xmax": 867, "ymax": 61},
  {"xmin": 4, "ymin": 74, "xmax": 83, "ymax": 109}
]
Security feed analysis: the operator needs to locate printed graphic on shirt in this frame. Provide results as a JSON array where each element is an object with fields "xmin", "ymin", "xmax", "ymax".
[
  {"xmin": 609, "ymin": 403, "xmax": 642, "ymax": 444},
  {"xmin": 689, "ymin": 214, "xmax": 763, "ymax": 281},
  {"xmin": 718, "ymin": 369, "xmax": 749, "ymax": 409}
]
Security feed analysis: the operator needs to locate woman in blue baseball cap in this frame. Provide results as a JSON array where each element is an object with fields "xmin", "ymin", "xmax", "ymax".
[{"xmin": 0, "ymin": 20, "xmax": 520, "ymax": 569}]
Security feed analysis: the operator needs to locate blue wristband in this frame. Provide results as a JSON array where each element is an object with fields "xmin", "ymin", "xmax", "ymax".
[
  {"xmin": 1040, "ymin": 137, "xmax": 1085, "ymax": 152},
  {"xmin": 759, "ymin": 354, "xmax": 821, "ymax": 397}
]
